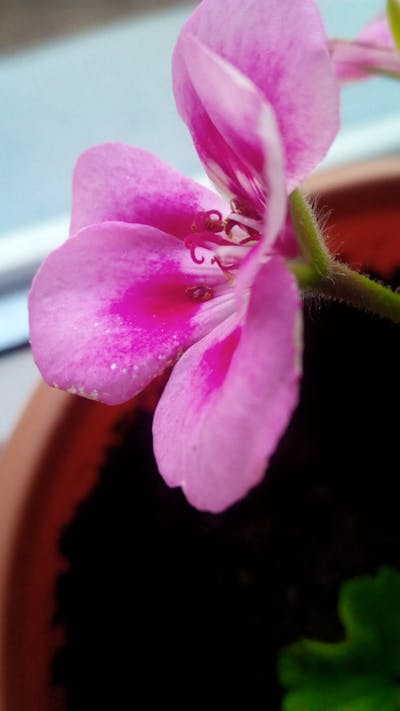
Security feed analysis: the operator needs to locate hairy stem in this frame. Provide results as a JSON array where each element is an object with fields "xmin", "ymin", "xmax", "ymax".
[
  {"xmin": 288, "ymin": 258, "xmax": 400, "ymax": 324},
  {"xmin": 315, "ymin": 262, "xmax": 400, "ymax": 324},
  {"xmin": 288, "ymin": 191, "xmax": 400, "ymax": 323},
  {"xmin": 289, "ymin": 189, "xmax": 330, "ymax": 277}
]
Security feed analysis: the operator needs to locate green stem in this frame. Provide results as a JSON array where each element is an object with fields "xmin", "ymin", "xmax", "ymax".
[
  {"xmin": 289, "ymin": 261, "xmax": 322, "ymax": 290},
  {"xmin": 288, "ymin": 259, "xmax": 400, "ymax": 324},
  {"xmin": 316, "ymin": 262, "xmax": 400, "ymax": 324},
  {"xmin": 288, "ymin": 190, "xmax": 400, "ymax": 323},
  {"xmin": 289, "ymin": 189, "xmax": 330, "ymax": 277}
]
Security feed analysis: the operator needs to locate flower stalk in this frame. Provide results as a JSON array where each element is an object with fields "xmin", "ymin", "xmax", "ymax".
[
  {"xmin": 289, "ymin": 189, "xmax": 330, "ymax": 277},
  {"xmin": 289, "ymin": 189, "xmax": 400, "ymax": 324},
  {"xmin": 316, "ymin": 262, "xmax": 400, "ymax": 324}
]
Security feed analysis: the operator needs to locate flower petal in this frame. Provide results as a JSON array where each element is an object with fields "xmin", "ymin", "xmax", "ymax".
[
  {"xmin": 173, "ymin": 34, "xmax": 285, "ymax": 215},
  {"xmin": 70, "ymin": 142, "xmax": 226, "ymax": 238},
  {"xmin": 360, "ymin": 14, "xmax": 394, "ymax": 48},
  {"xmin": 153, "ymin": 257, "xmax": 302, "ymax": 512},
  {"xmin": 173, "ymin": 0, "xmax": 339, "ymax": 190},
  {"xmin": 330, "ymin": 39, "xmax": 400, "ymax": 82},
  {"xmin": 29, "ymin": 222, "xmax": 234, "ymax": 405},
  {"xmin": 330, "ymin": 13, "xmax": 399, "ymax": 82},
  {"xmin": 275, "ymin": 213, "xmax": 301, "ymax": 260},
  {"xmin": 171, "ymin": 33, "xmax": 289, "ymax": 284}
]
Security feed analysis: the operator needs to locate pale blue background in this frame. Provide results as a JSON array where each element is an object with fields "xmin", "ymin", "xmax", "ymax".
[{"xmin": 0, "ymin": 0, "xmax": 398, "ymax": 235}]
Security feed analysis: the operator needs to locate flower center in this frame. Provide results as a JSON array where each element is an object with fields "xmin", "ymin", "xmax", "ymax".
[{"xmin": 184, "ymin": 202, "xmax": 263, "ymax": 277}]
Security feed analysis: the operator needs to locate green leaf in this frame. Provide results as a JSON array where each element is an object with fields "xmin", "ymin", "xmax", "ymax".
[
  {"xmin": 279, "ymin": 567, "xmax": 400, "ymax": 711},
  {"xmin": 282, "ymin": 676, "xmax": 400, "ymax": 711},
  {"xmin": 387, "ymin": 0, "xmax": 400, "ymax": 51}
]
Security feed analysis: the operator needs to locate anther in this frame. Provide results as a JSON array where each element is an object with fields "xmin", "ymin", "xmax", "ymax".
[
  {"xmin": 192, "ymin": 210, "xmax": 224, "ymax": 233},
  {"xmin": 186, "ymin": 285, "xmax": 214, "ymax": 302}
]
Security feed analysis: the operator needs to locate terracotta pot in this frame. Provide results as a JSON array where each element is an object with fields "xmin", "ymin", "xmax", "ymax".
[{"xmin": 0, "ymin": 158, "xmax": 399, "ymax": 711}]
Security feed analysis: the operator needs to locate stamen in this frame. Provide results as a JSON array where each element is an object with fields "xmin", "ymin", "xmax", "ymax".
[
  {"xmin": 224, "ymin": 213, "xmax": 262, "ymax": 237},
  {"xmin": 185, "ymin": 204, "xmax": 261, "ymax": 276},
  {"xmin": 239, "ymin": 235, "xmax": 259, "ymax": 246},
  {"xmin": 184, "ymin": 231, "xmax": 235, "ymax": 264},
  {"xmin": 184, "ymin": 236, "xmax": 206, "ymax": 264},
  {"xmin": 211, "ymin": 256, "xmax": 237, "ymax": 273},
  {"xmin": 186, "ymin": 285, "xmax": 214, "ymax": 302},
  {"xmin": 192, "ymin": 209, "xmax": 224, "ymax": 233},
  {"xmin": 224, "ymin": 199, "xmax": 262, "ymax": 239}
]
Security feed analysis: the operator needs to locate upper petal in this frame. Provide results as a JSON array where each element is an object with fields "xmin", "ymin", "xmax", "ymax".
[
  {"xmin": 173, "ymin": 0, "xmax": 339, "ymax": 191},
  {"xmin": 29, "ymin": 222, "xmax": 233, "ymax": 405},
  {"xmin": 173, "ymin": 34, "xmax": 285, "ymax": 214},
  {"xmin": 172, "ymin": 34, "xmax": 288, "ymax": 269},
  {"xmin": 70, "ymin": 142, "xmax": 226, "ymax": 238},
  {"xmin": 153, "ymin": 256, "xmax": 302, "ymax": 512}
]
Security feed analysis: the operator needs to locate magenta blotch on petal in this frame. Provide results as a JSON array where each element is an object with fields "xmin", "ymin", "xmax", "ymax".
[
  {"xmin": 29, "ymin": 222, "xmax": 233, "ymax": 405},
  {"xmin": 153, "ymin": 257, "xmax": 302, "ymax": 512}
]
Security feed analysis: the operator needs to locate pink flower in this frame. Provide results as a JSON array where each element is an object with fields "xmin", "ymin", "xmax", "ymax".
[
  {"xmin": 29, "ymin": 0, "xmax": 339, "ymax": 512},
  {"xmin": 330, "ymin": 8, "xmax": 400, "ymax": 82}
]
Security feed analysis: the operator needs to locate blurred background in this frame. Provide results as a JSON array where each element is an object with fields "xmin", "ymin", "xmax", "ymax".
[
  {"xmin": 0, "ymin": 0, "xmax": 187, "ymax": 52},
  {"xmin": 0, "ymin": 0, "xmax": 398, "ymax": 442}
]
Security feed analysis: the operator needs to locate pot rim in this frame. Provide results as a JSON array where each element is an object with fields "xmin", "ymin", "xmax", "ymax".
[{"xmin": 303, "ymin": 156, "xmax": 400, "ymax": 194}]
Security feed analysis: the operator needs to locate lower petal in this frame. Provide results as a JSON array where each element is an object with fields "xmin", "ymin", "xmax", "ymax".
[
  {"xmin": 153, "ymin": 257, "xmax": 302, "ymax": 512},
  {"xmin": 29, "ymin": 222, "xmax": 233, "ymax": 404}
]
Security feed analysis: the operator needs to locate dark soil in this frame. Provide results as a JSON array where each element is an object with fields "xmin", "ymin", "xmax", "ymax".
[{"xmin": 53, "ymin": 270, "xmax": 400, "ymax": 710}]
